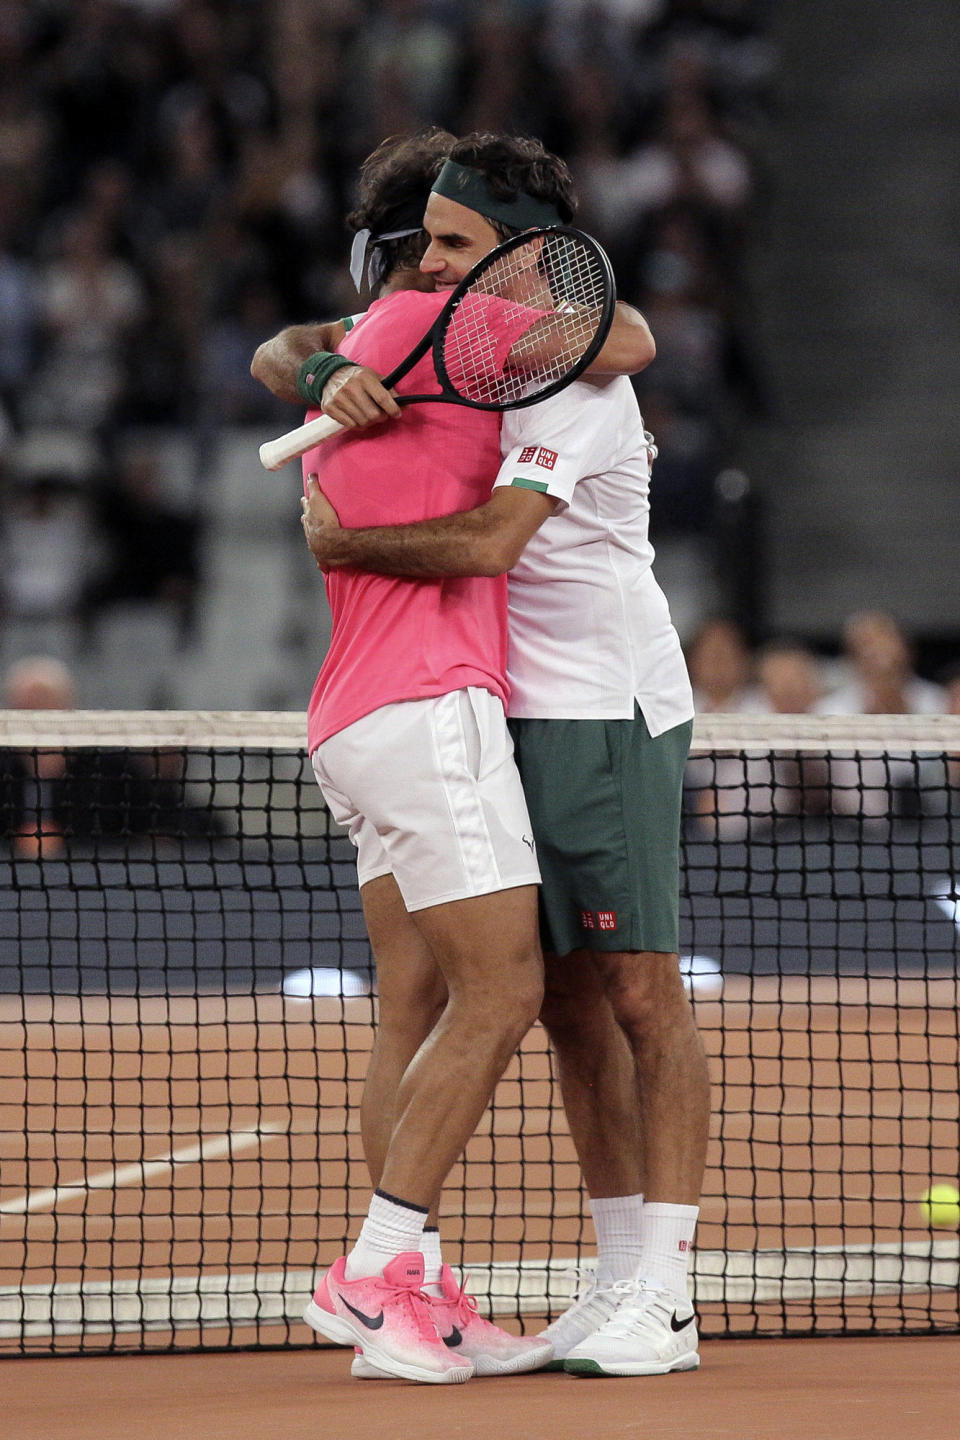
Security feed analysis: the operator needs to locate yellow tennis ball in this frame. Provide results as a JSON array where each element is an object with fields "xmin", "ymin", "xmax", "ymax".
[{"xmin": 919, "ymin": 1184, "xmax": 960, "ymax": 1228}]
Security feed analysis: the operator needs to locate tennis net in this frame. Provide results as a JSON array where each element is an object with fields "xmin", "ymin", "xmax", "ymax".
[{"xmin": 1, "ymin": 710, "xmax": 958, "ymax": 1354}]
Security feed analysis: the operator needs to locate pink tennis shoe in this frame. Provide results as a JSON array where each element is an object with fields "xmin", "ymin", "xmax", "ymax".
[
  {"xmin": 304, "ymin": 1252, "xmax": 473, "ymax": 1384},
  {"xmin": 351, "ymin": 1265, "xmax": 554, "ymax": 1379}
]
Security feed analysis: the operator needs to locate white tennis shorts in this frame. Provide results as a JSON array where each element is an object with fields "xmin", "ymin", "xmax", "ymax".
[{"xmin": 312, "ymin": 687, "xmax": 541, "ymax": 912}]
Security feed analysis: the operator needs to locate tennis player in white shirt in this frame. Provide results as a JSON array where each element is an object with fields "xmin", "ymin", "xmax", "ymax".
[{"xmin": 302, "ymin": 132, "xmax": 711, "ymax": 1380}]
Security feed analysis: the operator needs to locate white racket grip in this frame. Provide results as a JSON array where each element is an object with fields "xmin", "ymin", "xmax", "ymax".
[{"xmin": 259, "ymin": 411, "xmax": 345, "ymax": 471}]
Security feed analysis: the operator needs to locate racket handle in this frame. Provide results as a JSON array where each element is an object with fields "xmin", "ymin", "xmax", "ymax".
[{"xmin": 259, "ymin": 412, "xmax": 345, "ymax": 471}]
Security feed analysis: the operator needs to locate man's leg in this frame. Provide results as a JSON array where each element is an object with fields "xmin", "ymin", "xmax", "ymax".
[
  {"xmin": 350, "ymin": 872, "xmax": 553, "ymax": 1380},
  {"xmin": 539, "ymin": 947, "xmax": 644, "ymax": 1201},
  {"xmin": 592, "ymin": 949, "xmax": 709, "ymax": 1207},
  {"xmin": 541, "ymin": 944, "xmax": 710, "ymax": 1230},
  {"xmin": 533, "ymin": 948, "xmax": 650, "ymax": 1363},
  {"xmin": 307, "ymin": 690, "xmax": 546, "ymax": 1381},
  {"xmin": 377, "ymin": 883, "xmax": 543, "ymax": 1207},
  {"xmin": 563, "ymin": 947, "xmax": 710, "ymax": 1378},
  {"xmin": 306, "ymin": 883, "xmax": 542, "ymax": 1383},
  {"xmin": 509, "ymin": 707, "xmax": 707, "ymax": 1373},
  {"xmin": 358, "ymin": 871, "xmax": 447, "ymax": 1294},
  {"xmin": 358, "ymin": 872, "xmax": 446, "ymax": 1210}
]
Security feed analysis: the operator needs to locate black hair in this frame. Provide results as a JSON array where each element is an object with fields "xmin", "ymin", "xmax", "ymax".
[
  {"xmin": 347, "ymin": 129, "xmax": 455, "ymax": 276},
  {"xmin": 447, "ymin": 132, "xmax": 577, "ymax": 239}
]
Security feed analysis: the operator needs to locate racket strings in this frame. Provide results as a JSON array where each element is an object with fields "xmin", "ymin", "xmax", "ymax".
[{"xmin": 441, "ymin": 235, "xmax": 608, "ymax": 406}]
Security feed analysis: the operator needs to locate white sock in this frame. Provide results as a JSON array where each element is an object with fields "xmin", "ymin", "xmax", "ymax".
[
  {"xmin": 420, "ymin": 1226, "xmax": 444, "ymax": 1297},
  {"xmin": 344, "ymin": 1190, "xmax": 428, "ymax": 1281},
  {"xmin": 635, "ymin": 1202, "xmax": 699, "ymax": 1300},
  {"xmin": 589, "ymin": 1193, "xmax": 645, "ymax": 1287}
]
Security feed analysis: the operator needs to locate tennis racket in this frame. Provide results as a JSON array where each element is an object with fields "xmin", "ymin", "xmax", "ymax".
[{"xmin": 258, "ymin": 225, "xmax": 616, "ymax": 471}]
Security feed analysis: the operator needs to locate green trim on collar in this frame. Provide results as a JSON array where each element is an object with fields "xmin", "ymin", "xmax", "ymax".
[{"xmin": 431, "ymin": 159, "xmax": 562, "ymax": 231}]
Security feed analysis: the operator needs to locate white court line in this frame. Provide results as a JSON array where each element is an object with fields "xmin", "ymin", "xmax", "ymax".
[{"xmin": 0, "ymin": 1122, "xmax": 289, "ymax": 1216}]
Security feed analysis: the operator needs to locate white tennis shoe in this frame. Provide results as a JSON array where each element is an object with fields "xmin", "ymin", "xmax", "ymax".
[
  {"xmin": 534, "ymin": 1278, "xmax": 628, "ymax": 1366},
  {"xmin": 563, "ymin": 1282, "xmax": 699, "ymax": 1377}
]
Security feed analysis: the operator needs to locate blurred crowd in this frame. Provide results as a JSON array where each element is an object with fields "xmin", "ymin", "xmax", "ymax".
[
  {"xmin": 0, "ymin": 653, "xmax": 223, "ymax": 854},
  {"xmin": 0, "ymin": 0, "xmax": 775, "ymax": 655},
  {"xmin": 685, "ymin": 611, "xmax": 960, "ymax": 835},
  {"xmin": 6, "ymin": 603, "xmax": 956, "ymax": 856}
]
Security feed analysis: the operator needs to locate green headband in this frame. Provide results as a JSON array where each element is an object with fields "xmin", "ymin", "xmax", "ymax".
[{"xmin": 430, "ymin": 158, "xmax": 563, "ymax": 230}]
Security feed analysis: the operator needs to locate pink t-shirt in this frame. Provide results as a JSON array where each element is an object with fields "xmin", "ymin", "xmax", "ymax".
[{"xmin": 305, "ymin": 290, "xmax": 516, "ymax": 752}]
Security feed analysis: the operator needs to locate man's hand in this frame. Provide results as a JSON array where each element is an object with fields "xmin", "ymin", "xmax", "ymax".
[
  {"xmin": 322, "ymin": 365, "xmax": 402, "ymax": 429},
  {"xmin": 301, "ymin": 473, "xmax": 342, "ymax": 571}
]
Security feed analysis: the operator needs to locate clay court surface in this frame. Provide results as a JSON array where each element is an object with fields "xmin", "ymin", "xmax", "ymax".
[
  {"xmin": 3, "ymin": 976, "xmax": 958, "ymax": 1436},
  {"xmin": 3, "ymin": 976, "xmax": 956, "ymax": 1308},
  {"xmin": 4, "ymin": 1335, "xmax": 959, "ymax": 1440}
]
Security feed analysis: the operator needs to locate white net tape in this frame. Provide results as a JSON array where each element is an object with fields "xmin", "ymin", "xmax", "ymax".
[{"xmin": 2, "ymin": 710, "xmax": 959, "ymax": 752}]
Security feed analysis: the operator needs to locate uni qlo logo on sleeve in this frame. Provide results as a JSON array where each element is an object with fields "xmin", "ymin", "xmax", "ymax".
[
  {"xmin": 535, "ymin": 447, "xmax": 558, "ymax": 470},
  {"xmin": 579, "ymin": 909, "xmax": 596, "ymax": 930},
  {"xmin": 597, "ymin": 910, "xmax": 618, "ymax": 931},
  {"xmin": 518, "ymin": 445, "xmax": 538, "ymax": 464}
]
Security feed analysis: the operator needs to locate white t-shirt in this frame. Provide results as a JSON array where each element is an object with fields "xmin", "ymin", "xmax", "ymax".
[{"xmin": 495, "ymin": 376, "xmax": 694, "ymax": 736}]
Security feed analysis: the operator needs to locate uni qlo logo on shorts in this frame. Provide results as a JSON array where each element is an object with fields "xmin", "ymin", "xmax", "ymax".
[
  {"xmin": 580, "ymin": 908, "xmax": 618, "ymax": 930},
  {"xmin": 518, "ymin": 445, "xmax": 538, "ymax": 464}
]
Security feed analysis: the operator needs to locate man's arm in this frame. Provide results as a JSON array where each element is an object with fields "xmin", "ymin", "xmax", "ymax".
[
  {"xmin": 301, "ymin": 476, "xmax": 555, "ymax": 578},
  {"xmin": 254, "ymin": 294, "xmax": 653, "ymax": 422},
  {"xmin": 588, "ymin": 302, "xmax": 655, "ymax": 376},
  {"xmin": 251, "ymin": 319, "xmax": 401, "ymax": 426},
  {"xmin": 250, "ymin": 322, "xmax": 348, "ymax": 404},
  {"xmin": 292, "ymin": 301, "xmax": 654, "ymax": 429}
]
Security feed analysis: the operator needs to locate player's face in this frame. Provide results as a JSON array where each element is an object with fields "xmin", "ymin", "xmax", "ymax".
[{"xmin": 420, "ymin": 194, "xmax": 500, "ymax": 288}]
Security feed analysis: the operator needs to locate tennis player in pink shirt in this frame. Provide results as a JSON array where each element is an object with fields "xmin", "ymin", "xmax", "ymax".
[
  {"xmin": 306, "ymin": 287, "xmax": 536, "ymax": 755},
  {"xmin": 295, "ymin": 138, "xmax": 551, "ymax": 1385}
]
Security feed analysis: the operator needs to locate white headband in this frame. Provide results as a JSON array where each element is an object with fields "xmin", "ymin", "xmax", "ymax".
[{"xmin": 349, "ymin": 225, "xmax": 423, "ymax": 293}]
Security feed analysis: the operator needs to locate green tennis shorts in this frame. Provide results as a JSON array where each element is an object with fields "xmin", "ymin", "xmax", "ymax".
[{"xmin": 507, "ymin": 707, "xmax": 692, "ymax": 957}]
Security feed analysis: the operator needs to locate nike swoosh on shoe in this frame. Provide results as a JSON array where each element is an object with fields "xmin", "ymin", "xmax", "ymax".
[{"xmin": 341, "ymin": 1296, "xmax": 386, "ymax": 1330}]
